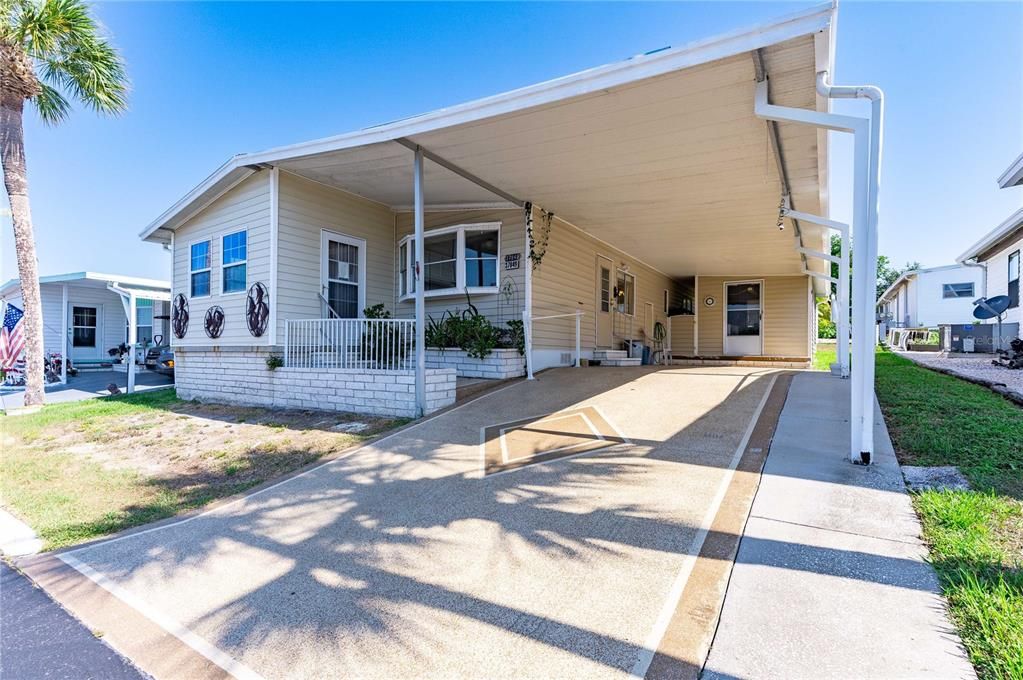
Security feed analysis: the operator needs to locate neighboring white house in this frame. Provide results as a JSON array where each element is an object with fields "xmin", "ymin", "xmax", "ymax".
[
  {"xmin": 876, "ymin": 263, "xmax": 985, "ymax": 329},
  {"xmin": 956, "ymin": 207, "xmax": 1023, "ymax": 337},
  {"xmin": 0, "ymin": 272, "xmax": 171, "ymax": 372}
]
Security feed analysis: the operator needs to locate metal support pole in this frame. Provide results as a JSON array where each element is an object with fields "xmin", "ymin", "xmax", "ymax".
[
  {"xmin": 575, "ymin": 309, "xmax": 581, "ymax": 368},
  {"xmin": 413, "ymin": 147, "xmax": 427, "ymax": 417},
  {"xmin": 524, "ymin": 204, "xmax": 534, "ymax": 378},
  {"xmin": 523, "ymin": 310, "xmax": 534, "ymax": 380},
  {"xmin": 127, "ymin": 292, "xmax": 137, "ymax": 393},
  {"xmin": 60, "ymin": 284, "xmax": 68, "ymax": 384}
]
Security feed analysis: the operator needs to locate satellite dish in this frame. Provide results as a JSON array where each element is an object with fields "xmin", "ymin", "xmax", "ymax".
[{"xmin": 973, "ymin": 296, "xmax": 1010, "ymax": 320}]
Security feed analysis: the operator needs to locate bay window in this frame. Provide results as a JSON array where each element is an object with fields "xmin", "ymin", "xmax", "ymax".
[{"xmin": 399, "ymin": 223, "xmax": 500, "ymax": 299}]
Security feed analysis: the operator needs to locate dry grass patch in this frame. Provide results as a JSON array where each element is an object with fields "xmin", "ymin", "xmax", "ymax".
[{"xmin": 1, "ymin": 390, "xmax": 405, "ymax": 549}]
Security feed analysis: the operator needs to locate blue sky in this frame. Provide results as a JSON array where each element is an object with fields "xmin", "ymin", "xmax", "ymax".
[{"xmin": 2, "ymin": 1, "xmax": 1021, "ymax": 283}]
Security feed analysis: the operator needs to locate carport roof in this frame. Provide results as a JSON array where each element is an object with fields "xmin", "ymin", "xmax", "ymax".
[
  {"xmin": 141, "ymin": 3, "xmax": 837, "ymax": 285},
  {"xmin": 0, "ymin": 272, "xmax": 171, "ymax": 300}
]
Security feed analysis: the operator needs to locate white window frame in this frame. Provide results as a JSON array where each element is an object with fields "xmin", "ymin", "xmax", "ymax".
[
  {"xmin": 941, "ymin": 282, "xmax": 974, "ymax": 299},
  {"xmin": 221, "ymin": 229, "xmax": 248, "ymax": 296},
  {"xmin": 321, "ymin": 229, "xmax": 367, "ymax": 319},
  {"xmin": 398, "ymin": 222, "xmax": 501, "ymax": 301},
  {"xmin": 189, "ymin": 238, "xmax": 212, "ymax": 299},
  {"xmin": 615, "ymin": 269, "xmax": 636, "ymax": 317},
  {"xmin": 129, "ymin": 298, "xmax": 155, "ymax": 345}
]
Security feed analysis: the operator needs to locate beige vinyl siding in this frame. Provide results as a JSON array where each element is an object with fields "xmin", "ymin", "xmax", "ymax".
[
  {"xmin": 394, "ymin": 209, "xmax": 526, "ymax": 326},
  {"xmin": 696, "ymin": 275, "xmax": 811, "ymax": 357},
  {"xmin": 172, "ymin": 172, "xmax": 272, "ymax": 346},
  {"xmin": 669, "ymin": 315, "xmax": 696, "ymax": 356},
  {"xmin": 532, "ymin": 217, "xmax": 681, "ymax": 351},
  {"xmin": 276, "ymin": 172, "xmax": 395, "ymax": 338},
  {"xmin": 982, "ymin": 236, "xmax": 1023, "ymax": 327}
]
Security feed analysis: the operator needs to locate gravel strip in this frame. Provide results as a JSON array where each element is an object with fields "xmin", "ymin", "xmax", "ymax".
[{"xmin": 897, "ymin": 351, "xmax": 1023, "ymax": 405}]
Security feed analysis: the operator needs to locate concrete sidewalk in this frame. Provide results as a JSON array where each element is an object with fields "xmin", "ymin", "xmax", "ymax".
[{"xmin": 703, "ymin": 372, "xmax": 976, "ymax": 679}]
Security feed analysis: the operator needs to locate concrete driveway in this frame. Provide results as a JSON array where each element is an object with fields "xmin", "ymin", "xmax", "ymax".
[
  {"xmin": 25, "ymin": 366, "xmax": 785, "ymax": 679},
  {"xmin": 0, "ymin": 369, "xmax": 173, "ymax": 410}
]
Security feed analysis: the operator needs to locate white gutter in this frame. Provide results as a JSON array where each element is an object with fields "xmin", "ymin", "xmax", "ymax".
[{"xmin": 998, "ymin": 151, "xmax": 1023, "ymax": 189}]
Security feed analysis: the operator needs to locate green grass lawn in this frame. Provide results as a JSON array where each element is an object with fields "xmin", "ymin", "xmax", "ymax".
[
  {"xmin": 1, "ymin": 390, "xmax": 401, "ymax": 550},
  {"xmin": 812, "ymin": 343, "xmax": 836, "ymax": 371},
  {"xmin": 872, "ymin": 349, "xmax": 1023, "ymax": 679}
]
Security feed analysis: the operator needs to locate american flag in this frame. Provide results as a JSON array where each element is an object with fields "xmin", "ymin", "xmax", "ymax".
[{"xmin": 1, "ymin": 302, "xmax": 26, "ymax": 370}]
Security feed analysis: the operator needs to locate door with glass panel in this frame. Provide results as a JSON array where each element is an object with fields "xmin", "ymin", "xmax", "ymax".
[
  {"xmin": 321, "ymin": 231, "xmax": 366, "ymax": 318},
  {"xmin": 723, "ymin": 281, "xmax": 762, "ymax": 356},
  {"xmin": 594, "ymin": 255, "xmax": 613, "ymax": 349},
  {"xmin": 68, "ymin": 304, "xmax": 101, "ymax": 361}
]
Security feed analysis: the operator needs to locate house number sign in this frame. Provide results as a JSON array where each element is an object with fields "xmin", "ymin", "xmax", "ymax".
[{"xmin": 504, "ymin": 253, "xmax": 521, "ymax": 271}]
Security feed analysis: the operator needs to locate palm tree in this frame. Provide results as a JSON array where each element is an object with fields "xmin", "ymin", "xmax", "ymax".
[{"xmin": 0, "ymin": 0, "xmax": 127, "ymax": 405}]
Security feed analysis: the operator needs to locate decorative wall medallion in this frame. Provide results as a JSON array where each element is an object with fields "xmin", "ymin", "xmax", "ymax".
[
  {"xmin": 171, "ymin": 294, "xmax": 189, "ymax": 338},
  {"xmin": 246, "ymin": 282, "xmax": 270, "ymax": 337},
  {"xmin": 204, "ymin": 306, "xmax": 225, "ymax": 339},
  {"xmin": 704, "ymin": 296, "xmax": 716, "ymax": 307}
]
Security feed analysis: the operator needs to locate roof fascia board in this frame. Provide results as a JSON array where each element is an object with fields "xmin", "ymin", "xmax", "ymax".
[
  {"xmin": 997, "ymin": 152, "xmax": 1023, "ymax": 188},
  {"xmin": 139, "ymin": 163, "xmax": 256, "ymax": 241},
  {"xmin": 957, "ymin": 207, "xmax": 1023, "ymax": 262}
]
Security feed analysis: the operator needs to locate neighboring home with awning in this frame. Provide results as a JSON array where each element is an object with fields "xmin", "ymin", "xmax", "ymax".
[
  {"xmin": 139, "ymin": 3, "xmax": 887, "ymax": 460},
  {"xmin": 0, "ymin": 272, "xmax": 171, "ymax": 385}
]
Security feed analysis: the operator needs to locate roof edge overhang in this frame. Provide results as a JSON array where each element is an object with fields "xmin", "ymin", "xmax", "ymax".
[
  {"xmin": 138, "ymin": 1, "xmax": 837, "ymax": 245},
  {"xmin": 956, "ymin": 206, "xmax": 1023, "ymax": 263},
  {"xmin": 998, "ymin": 152, "xmax": 1023, "ymax": 189},
  {"xmin": 877, "ymin": 270, "xmax": 917, "ymax": 306},
  {"xmin": 0, "ymin": 271, "xmax": 171, "ymax": 298}
]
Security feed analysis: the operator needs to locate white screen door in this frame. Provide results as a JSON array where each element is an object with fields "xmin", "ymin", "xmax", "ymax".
[
  {"xmin": 724, "ymin": 281, "xmax": 762, "ymax": 356},
  {"xmin": 69, "ymin": 304, "xmax": 101, "ymax": 360},
  {"xmin": 321, "ymin": 231, "xmax": 367, "ymax": 319}
]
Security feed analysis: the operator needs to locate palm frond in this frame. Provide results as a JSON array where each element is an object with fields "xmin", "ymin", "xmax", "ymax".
[
  {"xmin": 32, "ymin": 80, "xmax": 70, "ymax": 124},
  {"xmin": 7, "ymin": 0, "xmax": 129, "ymax": 118}
]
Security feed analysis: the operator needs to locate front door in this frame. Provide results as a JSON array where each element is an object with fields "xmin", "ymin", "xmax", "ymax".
[
  {"xmin": 595, "ymin": 255, "xmax": 613, "ymax": 349},
  {"xmin": 723, "ymin": 281, "xmax": 762, "ymax": 356},
  {"xmin": 321, "ymin": 230, "xmax": 367, "ymax": 319},
  {"xmin": 69, "ymin": 304, "xmax": 102, "ymax": 361}
]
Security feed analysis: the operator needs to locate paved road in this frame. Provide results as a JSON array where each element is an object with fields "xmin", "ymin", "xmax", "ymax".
[
  {"xmin": 46, "ymin": 366, "xmax": 777, "ymax": 679},
  {"xmin": 1, "ymin": 562, "xmax": 147, "ymax": 680}
]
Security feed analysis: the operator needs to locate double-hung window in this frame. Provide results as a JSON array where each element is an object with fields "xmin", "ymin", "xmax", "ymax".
[
  {"xmin": 190, "ymin": 240, "xmax": 211, "ymax": 297},
  {"xmin": 222, "ymin": 230, "xmax": 247, "ymax": 294},
  {"xmin": 399, "ymin": 223, "xmax": 500, "ymax": 299},
  {"xmin": 941, "ymin": 282, "xmax": 974, "ymax": 299},
  {"xmin": 1010, "ymin": 250, "xmax": 1020, "ymax": 309}
]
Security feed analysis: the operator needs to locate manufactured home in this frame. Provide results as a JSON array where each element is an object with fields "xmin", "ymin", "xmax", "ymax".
[
  {"xmin": 141, "ymin": 5, "xmax": 863, "ymax": 423},
  {"xmin": 876, "ymin": 263, "xmax": 985, "ymax": 331},
  {"xmin": 0, "ymin": 272, "xmax": 171, "ymax": 375}
]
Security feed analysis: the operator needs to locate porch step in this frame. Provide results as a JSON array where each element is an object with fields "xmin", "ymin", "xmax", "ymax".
[
  {"xmin": 596, "ymin": 357, "xmax": 642, "ymax": 367},
  {"xmin": 592, "ymin": 350, "xmax": 628, "ymax": 360}
]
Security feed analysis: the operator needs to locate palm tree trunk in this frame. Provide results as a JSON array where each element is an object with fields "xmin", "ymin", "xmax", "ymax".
[{"xmin": 1, "ymin": 91, "xmax": 45, "ymax": 406}]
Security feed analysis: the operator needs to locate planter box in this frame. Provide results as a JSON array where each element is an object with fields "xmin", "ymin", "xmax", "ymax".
[{"xmin": 425, "ymin": 348, "xmax": 524, "ymax": 379}]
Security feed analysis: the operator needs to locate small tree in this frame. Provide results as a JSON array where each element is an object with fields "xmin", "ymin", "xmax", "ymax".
[{"xmin": 0, "ymin": 0, "xmax": 127, "ymax": 405}]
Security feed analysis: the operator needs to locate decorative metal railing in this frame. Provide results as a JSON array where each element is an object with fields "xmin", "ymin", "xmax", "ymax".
[{"xmin": 284, "ymin": 318, "xmax": 415, "ymax": 370}]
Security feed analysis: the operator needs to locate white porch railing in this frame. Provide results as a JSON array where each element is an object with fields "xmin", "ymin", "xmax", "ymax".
[{"xmin": 284, "ymin": 318, "xmax": 415, "ymax": 370}]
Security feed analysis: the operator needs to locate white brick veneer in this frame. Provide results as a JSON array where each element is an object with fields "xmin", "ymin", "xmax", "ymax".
[
  {"xmin": 424, "ymin": 348, "xmax": 524, "ymax": 379},
  {"xmin": 174, "ymin": 347, "xmax": 456, "ymax": 417}
]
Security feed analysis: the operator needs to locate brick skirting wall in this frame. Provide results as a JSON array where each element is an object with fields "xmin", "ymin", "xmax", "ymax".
[
  {"xmin": 425, "ymin": 348, "xmax": 525, "ymax": 379},
  {"xmin": 174, "ymin": 347, "xmax": 456, "ymax": 417}
]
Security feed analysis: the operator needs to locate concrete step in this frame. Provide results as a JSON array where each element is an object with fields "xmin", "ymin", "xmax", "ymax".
[
  {"xmin": 597, "ymin": 357, "xmax": 642, "ymax": 367},
  {"xmin": 592, "ymin": 350, "xmax": 628, "ymax": 360}
]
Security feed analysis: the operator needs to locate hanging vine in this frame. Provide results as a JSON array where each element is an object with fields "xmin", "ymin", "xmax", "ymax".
[{"xmin": 525, "ymin": 201, "xmax": 554, "ymax": 270}]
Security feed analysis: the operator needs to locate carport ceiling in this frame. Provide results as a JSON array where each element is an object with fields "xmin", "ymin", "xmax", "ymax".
[{"xmin": 274, "ymin": 34, "xmax": 826, "ymax": 279}]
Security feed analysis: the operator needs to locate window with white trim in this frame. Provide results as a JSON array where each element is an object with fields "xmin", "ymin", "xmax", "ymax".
[
  {"xmin": 129, "ymin": 299, "xmax": 154, "ymax": 345},
  {"xmin": 399, "ymin": 223, "xmax": 500, "ymax": 299},
  {"xmin": 1010, "ymin": 250, "xmax": 1020, "ymax": 309},
  {"xmin": 941, "ymin": 282, "xmax": 974, "ymax": 299},
  {"xmin": 221, "ymin": 230, "xmax": 247, "ymax": 294},
  {"xmin": 615, "ymin": 270, "xmax": 636, "ymax": 316},
  {"xmin": 190, "ymin": 240, "xmax": 211, "ymax": 297}
]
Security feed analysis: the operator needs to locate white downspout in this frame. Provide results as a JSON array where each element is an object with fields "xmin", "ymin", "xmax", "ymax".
[
  {"xmin": 817, "ymin": 71, "xmax": 884, "ymax": 465},
  {"xmin": 754, "ymin": 72, "xmax": 882, "ymax": 463}
]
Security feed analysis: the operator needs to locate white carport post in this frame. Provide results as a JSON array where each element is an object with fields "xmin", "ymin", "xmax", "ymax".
[
  {"xmin": 754, "ymin": 74, "xmax": 884, "ymax": 463},
  {"xmin": 792, "ymin": 216, "xmax": 850, "ymax": 378},
  {"xmin": 60, "ymin": 284, "xmax": 68, "ymax": 384},
  {"xmin": 109, "ymin": 284, "xmax": 139, "ymax": 394},
  {"xmin": 413, "ymin": 145, "xmax": 427, "ymax": 417}
]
